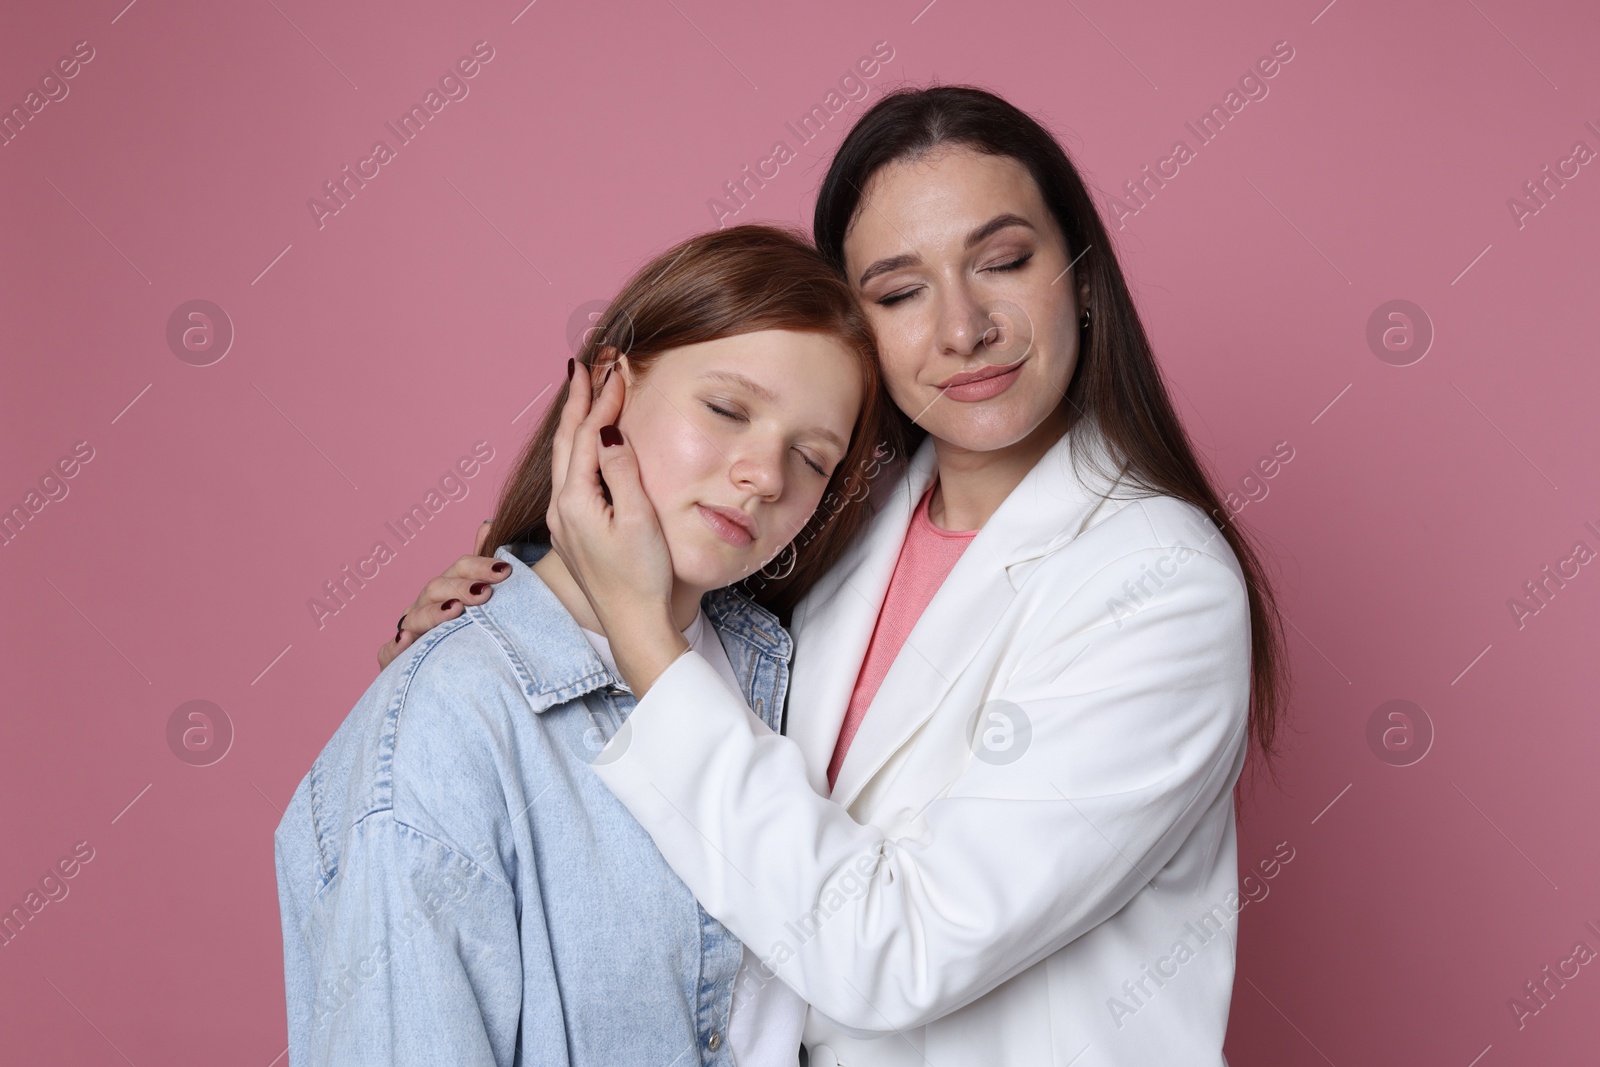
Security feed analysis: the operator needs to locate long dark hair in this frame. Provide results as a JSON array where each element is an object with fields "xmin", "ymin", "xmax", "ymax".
[
  {"xmin": 484, "ymin": 224, "xmax": 891, "ymax": 619},
  {"xmin": 814, "ymin": 86, "xmax": 1290, "ymax": 780}
]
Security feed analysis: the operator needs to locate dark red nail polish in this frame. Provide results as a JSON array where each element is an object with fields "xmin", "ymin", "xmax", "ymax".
[
  {"xmin": 442, "ymin": 598, "xmax": 460, "ymax": 611},
  {"xmin": 491, "ymin": 561, "xmax": 509, "ymax": 574},
  {"xmin": 470, "ymin": 582, "xmax": 487, "ymax": 595},
  {"xmin": 566, "ymin": 357, "xmax": 574, "ymax": 381},
  {"xmin": 600, "ymin": 424, "xmax": 623, "ymax": 448}
]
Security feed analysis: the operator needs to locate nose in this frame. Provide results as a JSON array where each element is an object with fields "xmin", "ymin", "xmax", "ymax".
[
  {"xmin": 932, "ymin": 276, "xmax": 992, "ymax": 359},
  {"xmin": 730, "ymin": 437, "xmax": 785, "ymax": 501}
]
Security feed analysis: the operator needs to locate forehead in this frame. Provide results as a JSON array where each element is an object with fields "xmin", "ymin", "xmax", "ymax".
[
  {"xmin": 653, "ymin": 331, "xmax": 861, "ymax": 409},
  {"xmin": 656, "ymin": 330, "xmax": 848, "ymax": 372},
  {"xmin": 846, "ymin": 146, "xmax": 1049, "ymax": 257}
]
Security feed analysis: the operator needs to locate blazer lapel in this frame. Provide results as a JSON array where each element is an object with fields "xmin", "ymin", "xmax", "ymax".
[
  {"xmin": 785, "ymin": 439, "xmax": 940, "ymax": 793},
  {"xmin": 829, "ymin": 417, "xmax": 1130, "ymax": 810}
]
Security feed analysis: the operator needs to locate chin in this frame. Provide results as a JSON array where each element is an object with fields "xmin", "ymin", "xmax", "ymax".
[
  {"xmin": 922, "ymin": 404, "xmax": 1039, "ymax": 452},
  {"xmin": 665, "ymin": 533, "xmax": 750, "ymax": 594}
]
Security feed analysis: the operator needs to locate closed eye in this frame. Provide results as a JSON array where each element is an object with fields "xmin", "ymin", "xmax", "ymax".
[
  {"xmin": 874, "ymin": 253, "xmax": 1033, "ymax": 307},
  {"xmin": 987, "ymin": 252, "xmax": 1033, "ymax": 273},
  {"xmin": 707, "ymin": 402, "xmax": 828, "ymax": 476}
]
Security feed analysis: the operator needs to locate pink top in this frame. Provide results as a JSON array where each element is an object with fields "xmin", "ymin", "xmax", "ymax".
[{"xmin": 826, "ymin": 479, "xmax": 977, "ymax": 792}]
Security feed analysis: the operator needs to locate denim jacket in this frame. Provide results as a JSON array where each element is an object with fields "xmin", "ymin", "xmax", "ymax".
[{"xmin": 274, "ymin": 542, "xmax": 792, "ymax": 1067}]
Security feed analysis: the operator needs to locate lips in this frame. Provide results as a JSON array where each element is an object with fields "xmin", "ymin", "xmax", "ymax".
[
  {"xmin": 936, "ymin": 360, "xmax": 1025, "ymax": 389},
  {"xmin": 933, "ymin": 358, "xmax": 1027, "ymax": 403},
  {"xmin": 698, "ymin": 503, "xmax": 758, "ymax": 547}
]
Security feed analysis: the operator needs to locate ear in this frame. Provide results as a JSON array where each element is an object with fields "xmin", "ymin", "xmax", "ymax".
[
  {"xmin": 593, "ymin": 347, "xmax": 638, "ymax": 416},
  {"xmin": 614, "ymin": 353, "xmax": 642, "ymax": 419},
  {"xmin": 589, "ymin": 345, "xmax": 620, "ymax": 398}
]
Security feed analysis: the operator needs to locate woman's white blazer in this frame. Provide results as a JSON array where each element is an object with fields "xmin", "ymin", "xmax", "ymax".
[{"xmin": 593, "ymin": 415, "xmax": 1254, "ymax": 1066}]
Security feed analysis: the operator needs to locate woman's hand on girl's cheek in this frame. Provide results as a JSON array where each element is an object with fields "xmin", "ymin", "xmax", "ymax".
[
  {"xmin": 547, "ymin": 361, "xmax": 676, "ymax": 634},
  {"xmin": 375, "ymin": 521, "xmax": 510, "ymax": 671}
]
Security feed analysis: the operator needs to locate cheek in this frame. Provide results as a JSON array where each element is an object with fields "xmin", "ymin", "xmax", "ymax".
[
  {"xmin": 1014, "ymin": 285, "xmax": 1079, "ymax": 382},
  {"xmin": 770, "ymin": 488, "xmax": 826, "ymax": 545},
  {"xmin": 866, "ymin": 305, "xmax": 927, "ymax": 368},
  {"xmin": 868, "ymin": 332, "xmax": 925, "ymax": 401},
  {"xmin": 622, "ymin": 403, "xmax": 725, "ymax": 505}
]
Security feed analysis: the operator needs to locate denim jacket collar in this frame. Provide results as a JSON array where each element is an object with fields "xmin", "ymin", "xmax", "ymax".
[{"xmin": 484, "ymin": 543, "xmax": 790, "ymax": 715}]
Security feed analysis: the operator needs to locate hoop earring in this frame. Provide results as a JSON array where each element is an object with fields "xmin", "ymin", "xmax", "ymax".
[
  {"xmin": 1079, "ymin": 306, "xmax": 1091, "ymax": 329},
  {"xmin": 758, "ymin": 541, "xmax": 798, "ymax": 580}
]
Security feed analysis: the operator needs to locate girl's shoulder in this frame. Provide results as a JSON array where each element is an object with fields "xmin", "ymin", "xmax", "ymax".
[{"xmin": 283, "ymin": 612, "xmax": 522, "ymax": 889}]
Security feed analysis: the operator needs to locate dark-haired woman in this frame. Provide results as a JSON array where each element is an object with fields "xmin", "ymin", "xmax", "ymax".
[
  {"xmin": 274, "ymin": 225, "xmax": 891, "ymax": 1066},
  {"xmin": 392, "ymin": 86, "xmax": 1290, "ymax": 1066}
]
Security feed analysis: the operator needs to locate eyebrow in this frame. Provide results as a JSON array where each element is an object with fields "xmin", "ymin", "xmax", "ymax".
[
  {"xmin": 855, "ymin": 213, "xmax": 1038, "ymax": 287},
  {"xmin": 700, "ymin": 369, "xmax": 847, "ymax": 451}
]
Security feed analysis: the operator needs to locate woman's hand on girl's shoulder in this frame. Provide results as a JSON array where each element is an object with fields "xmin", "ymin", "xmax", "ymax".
[{"xmin": 375, "ymin": 520, "xmax": 511, "ymax": 671}]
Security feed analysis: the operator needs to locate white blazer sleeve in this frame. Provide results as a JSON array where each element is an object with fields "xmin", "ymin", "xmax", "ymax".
[{"xmin": 591, "ymin": 545, "xmax": 1252, "ymax": 1033}]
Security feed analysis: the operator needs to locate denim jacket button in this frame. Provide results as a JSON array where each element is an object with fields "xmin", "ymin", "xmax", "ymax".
[{"xmin": 707, "ymin": 1031, "xmax": 723, "ymax": 1051}]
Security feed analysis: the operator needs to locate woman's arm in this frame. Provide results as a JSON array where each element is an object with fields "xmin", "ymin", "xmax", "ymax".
[{"xmin": 590, "ymin": 545, "xmax": 1252, "ymax": 1033}]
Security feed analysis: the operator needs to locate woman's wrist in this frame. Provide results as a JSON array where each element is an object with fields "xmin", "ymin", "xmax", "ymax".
[{"xmin": 608, "ymin": 611, "xmax": 691, "ymax": 698}]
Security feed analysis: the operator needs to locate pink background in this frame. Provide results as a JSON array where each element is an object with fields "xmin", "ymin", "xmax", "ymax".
[{"xmin": 3, "ymin": 0, "xmax": 1597, "ymax": 1062}]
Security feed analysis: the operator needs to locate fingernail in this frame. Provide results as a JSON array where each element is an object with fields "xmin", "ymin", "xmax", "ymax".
[
  {"xmin": 600, "ymin": 424, "xmax": 623, "ymax": 448},
  {"xmin": 566, "ymin": 357, "xmax": 574, "ymax": 381},
  {"xmin": 442, "ymin": 598, "xmax": 460, "ymax": 611},
  {"xmin": 470, "ymin": 582, "xmax": 488, "ymax": 595},
  {"xmin": 491, "ymin": 561, "xmax": 509, "ymax": 574}
]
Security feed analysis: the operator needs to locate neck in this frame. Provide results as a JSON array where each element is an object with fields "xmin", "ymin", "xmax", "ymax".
[
  {"xmin": 532, "ymin": 548, "xmax": 704, "ymax": 635},
  {"xmin": 926, "ymin": 405, "xmax": 1074, "ymax": 532}
]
